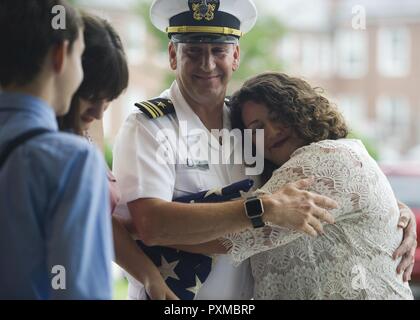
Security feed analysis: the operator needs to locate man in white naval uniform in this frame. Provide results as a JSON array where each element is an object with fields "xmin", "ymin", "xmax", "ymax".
[{"xmin": 112, "ymin": 0, "xmax": 343, "ymax": 300}]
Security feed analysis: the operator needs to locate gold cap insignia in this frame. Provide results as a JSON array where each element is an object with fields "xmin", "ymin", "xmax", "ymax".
[{"xmin": 189, "ymin": 0, "xmax": 219, "ymax": 21}]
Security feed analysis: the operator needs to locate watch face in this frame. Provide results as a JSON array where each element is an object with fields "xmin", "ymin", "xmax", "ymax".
[{"xmin": 246, "ymin": 198, "xmax": 263, "ymax": 218}]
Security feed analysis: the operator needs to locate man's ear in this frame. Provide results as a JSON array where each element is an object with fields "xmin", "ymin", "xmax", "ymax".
[
  {"xmin": 232, "ymin": 44, "xmax": 240, "ymax": 71},
  {"xmin": 168, "ymin": 42, "xmax": 177, "ymax": 70},
  {"xmin": 51, "ymin": 40, "xmax": 69, "ymax": 74}
]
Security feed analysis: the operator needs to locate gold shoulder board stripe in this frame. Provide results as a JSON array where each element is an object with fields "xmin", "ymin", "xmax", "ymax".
[{"xmin": 135, "ymin": 98, "xmax": 175, "ymax": 119}]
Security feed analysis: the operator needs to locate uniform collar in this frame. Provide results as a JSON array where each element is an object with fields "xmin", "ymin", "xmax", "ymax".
[
  {"xmin": 169, "ymin": 80, "xmax": 210, "ymax": 132},
  {"xmin": 168, "ymin": 80, "xmax": 239, "ymax": 157}
]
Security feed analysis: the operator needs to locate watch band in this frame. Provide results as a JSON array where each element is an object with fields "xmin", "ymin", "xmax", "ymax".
[{"xmin": 250, "ymin": 216, "xmax": 265, "ymax": 228}]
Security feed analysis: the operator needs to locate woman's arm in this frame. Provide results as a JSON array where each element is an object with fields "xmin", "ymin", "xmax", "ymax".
[
  {"xmin": 221, "ymin": 141, "xmax": 369, "ymax": 265},
  {"xmin": 112, "ymin": 215, "xmax": 179, "ymax": 300},
  {"xmin": 168, "ymin": 241, "xmax": 228, "ymax": 255}
]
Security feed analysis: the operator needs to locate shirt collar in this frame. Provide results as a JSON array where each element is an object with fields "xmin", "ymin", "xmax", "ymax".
[
  {"xmin": 0, "ymin": 91, "xmax": 58, "ymax": 131},
  {"xmin": 168, "ymin": 81, "xmax": 204, "ymax": 132},
  {"xmin": 168, "ymin": 81, "xmax": 238, "ymax": 156}
]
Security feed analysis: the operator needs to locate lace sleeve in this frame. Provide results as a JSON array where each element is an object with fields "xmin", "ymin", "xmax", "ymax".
[{"xmin": 222, "ymin": 140, "xmax": 371, "ymax": 265}]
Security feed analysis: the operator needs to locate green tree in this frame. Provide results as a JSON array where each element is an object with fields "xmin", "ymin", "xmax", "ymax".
[
  {"xmin": 135, "ymin": 0, "xmax": 175, "ymax": 88},
  {"xmin": 347, "ymin": 131, "xmax": 380, "ymax": 160},
  {"xmin": 104, "ymin": 140, "xmax": 114, "ymax": 170}
]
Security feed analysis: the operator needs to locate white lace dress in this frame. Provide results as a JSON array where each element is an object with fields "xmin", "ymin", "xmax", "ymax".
[{"xmin": 222, "ymin": 139, "xmax": 413, "ymax": 300}]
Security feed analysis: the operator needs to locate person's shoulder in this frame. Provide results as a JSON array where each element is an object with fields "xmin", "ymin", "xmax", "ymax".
[
  {"xmin": 317, "ymin": 139, "xmax": 368, "ymax": 160},
  {"xmin": 32, "ymin": 131, "xmax": 102, "ymax": 164},
  {"xmin": 135, "ymin": 97, "xmax": 175, "ymax": 120},
  {"xmin": 286, "ymin": 139, "xmax": 367, "ymax": 173},
  {"xmin": 272, "ymin": 139, "xmax": 369, "ymax": 181},
  {"xmin": 42, "ymin": 131, "xmax": 90, "ymax": 150},
  {"xmin": 120, "ymin": 96, "xmax": 178, "ymax": 138},
  {"xmin": 292, "ymin": 139, "xmax": 365, "ymax": 158}
]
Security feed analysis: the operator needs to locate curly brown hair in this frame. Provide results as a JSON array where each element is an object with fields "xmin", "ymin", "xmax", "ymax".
[{"xmin": 230, "ymin": 72, "xmax": 348, "ymax": 182}]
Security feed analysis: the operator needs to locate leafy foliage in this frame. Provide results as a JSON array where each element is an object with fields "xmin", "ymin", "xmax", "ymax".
[
  {"xmin": 347, "ymin": 131, "xmax": 380, "ymax": 160},
  {"xmin": 104, "ymin": 140, "xmax": 113, "ymax": 170}
]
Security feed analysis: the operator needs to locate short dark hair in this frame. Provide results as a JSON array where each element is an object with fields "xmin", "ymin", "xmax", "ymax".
[
  {"xmin": 0, "ymin": 0, "xmax": 83, "ymax": 87},
  {"xmin": 75, "ymin": 13, "xmax": 129, "ymax": 103},
  {"xmin": 58, "ymin": 12, "xmax": 129, "ymax": 135},
  {"xmin": 230, "ymin": 72, "xmax": 349, "ymax": 182}
]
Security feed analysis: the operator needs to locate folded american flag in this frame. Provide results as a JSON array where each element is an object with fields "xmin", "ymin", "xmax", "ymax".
[{"xmin": 136, "ymin": 178, "xmax": 254, "ymax": 300}]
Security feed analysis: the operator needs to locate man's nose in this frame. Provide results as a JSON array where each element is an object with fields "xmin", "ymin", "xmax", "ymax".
[{"xmin": 199, "ymin": 51, "xmax": 216, "ymax": 72}]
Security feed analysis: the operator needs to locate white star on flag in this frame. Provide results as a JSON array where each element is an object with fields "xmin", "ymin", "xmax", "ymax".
[
  {"xmin": 159, "ymin": 255, "xmax": 180, "ymax": 281},
  {"xmin": 186, "ymin": 275, "xmax": 203, "ymax": 295}
]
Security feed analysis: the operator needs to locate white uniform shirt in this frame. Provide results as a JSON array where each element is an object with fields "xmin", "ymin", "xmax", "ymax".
[{"xmin": 113, "ymin": 81, "xmax": 256, "ymax": 300}]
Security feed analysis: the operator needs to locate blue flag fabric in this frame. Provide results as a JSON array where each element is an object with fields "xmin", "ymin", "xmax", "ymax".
[{"xmin": 136, "ymin": 178, "xmax": 254, "ymax": 300}]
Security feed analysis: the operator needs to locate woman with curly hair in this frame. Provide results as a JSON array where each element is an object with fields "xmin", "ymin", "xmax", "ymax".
[{"xmin": 221, "ymin": 72, "xmax": 414, "ymax": 299}]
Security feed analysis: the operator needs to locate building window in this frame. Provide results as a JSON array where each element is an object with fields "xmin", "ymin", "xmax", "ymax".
[
  {"xmin": 335, "ymin": 30, "xmax": 368, "ymax": 79},
  {"xmin": 301, "ymin": 36, "xmax": 320, "ymax": 77},
  {"xmin": 336, "ymin": 95, "xmax": 367, "ymax": 132},
  {"xmin": 278, "ymin": 34, "xmax": 333, "ymax": 78},
  {"xmin": 377, "ymin": 27, "xmax": 411, "ymax": 77},
  {"xmin": 376, "ymin": 96, "xmax": 410, "ymax": 143},
  {"xmin": 319, "ymin": 37, "xmax": 333, "ymax": 78}
]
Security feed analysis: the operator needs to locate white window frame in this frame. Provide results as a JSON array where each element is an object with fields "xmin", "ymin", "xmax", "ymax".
[
  {"xmin": 335, "ymin": 30, "xmax": 368, "ymax": 79},
  {"xmin": 375, "ymin": 96, "xmax": 411, "ymax": 144},
  {"xmin": 377, "ymin": 27, "xmax": 411, "ymax": 78},
  {"xmin": 301, "ymin": 35, "xmax": 320, "ymax": 77},
  {"xmin": 336, "ymin": 94, "xmax": 367, "ymax": 132},
  {"xmin": 319, "ymin": 36, "xmax": 333, "ymax": 78}
]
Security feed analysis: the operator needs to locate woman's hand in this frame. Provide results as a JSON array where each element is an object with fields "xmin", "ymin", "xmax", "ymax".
[{"xmin": 263, "ymin": 178, "xmax": 338, "ymax": 237}]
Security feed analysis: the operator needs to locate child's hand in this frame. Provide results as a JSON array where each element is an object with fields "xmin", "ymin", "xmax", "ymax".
[{"xmin": 145, "ymin": 275, "xmax": 179, "ymax": 300}]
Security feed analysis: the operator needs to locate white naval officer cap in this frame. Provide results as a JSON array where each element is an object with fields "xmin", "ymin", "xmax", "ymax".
[{"xmin": 150, "ymin": 0, "xmax": 258, "ymax": 44}]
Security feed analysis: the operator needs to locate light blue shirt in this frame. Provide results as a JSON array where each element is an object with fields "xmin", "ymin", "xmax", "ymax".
[{"xmin": 0, "ymin": 92, "xmax": 114, "ymax": 299}]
